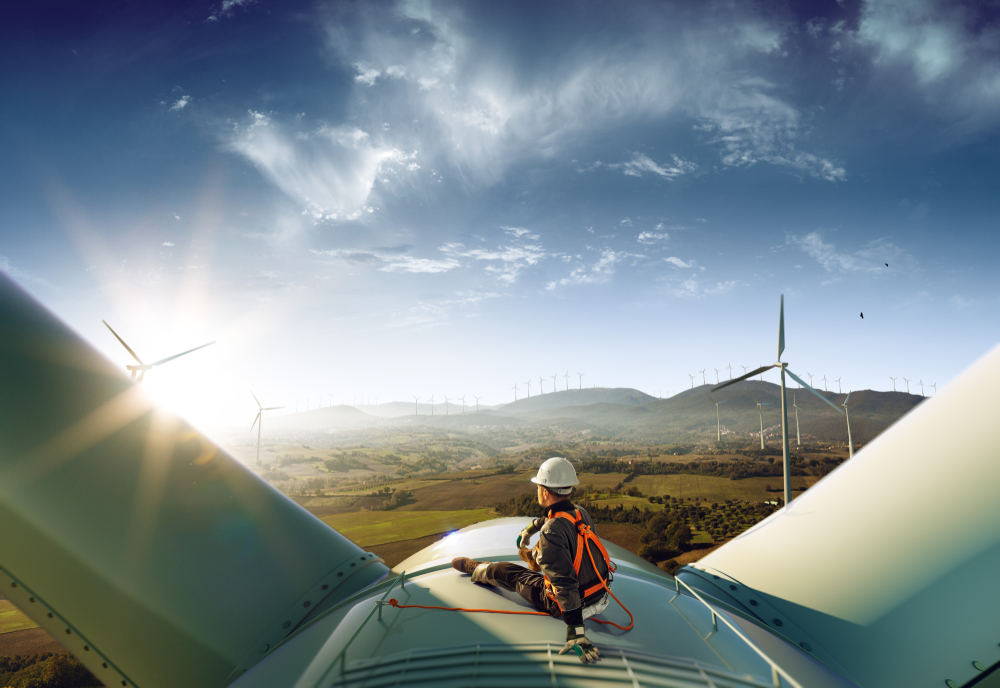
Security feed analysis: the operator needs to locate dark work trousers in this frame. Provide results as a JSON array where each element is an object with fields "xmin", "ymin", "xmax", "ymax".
[{"xmin": 471, "ymin": 561, "xmax": 562, "ymax": 617}]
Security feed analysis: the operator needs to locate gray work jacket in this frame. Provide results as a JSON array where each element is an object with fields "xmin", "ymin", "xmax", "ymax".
[{"xmin": 531, "ymin": 501, "xmax": 609, "ymax": 613}]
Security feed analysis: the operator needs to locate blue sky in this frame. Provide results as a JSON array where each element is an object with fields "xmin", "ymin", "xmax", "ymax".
[{"xmin": 2, "ymin": 0, "xmax": 998, "ymax": 427}]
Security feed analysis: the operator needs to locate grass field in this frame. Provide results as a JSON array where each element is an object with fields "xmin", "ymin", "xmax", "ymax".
[
  {"xmin": 575, "ymin": 473, "xmax": 632, "ymax": 489},
  {"xmin": 0, "ymin": 600, "xmax": 37, "ymax": 635},
  {"xmin": 629, "ymin": 474, "xmax": 819, "ymax": 502},
  {"xmin": 320, "ymin": 509, "xmax": 496, "ymax": 546},
  {"xmin": 398, "ymin": 473, "xmax": 534, "ymax": 511}
]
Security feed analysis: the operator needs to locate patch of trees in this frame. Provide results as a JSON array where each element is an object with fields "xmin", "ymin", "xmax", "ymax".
[
  {"xmin": 638, "ymin": 510, "xmax": 692, "ymax": 562},
  {"xmin": 324, "ymin": 456, "xmax": 370, "ymax": 472},
  {"xmin": 582, "ymin": 458, "xmax": 810, "ymax": 481},
  {"xmin": 0, "ymin": 652, "xmax": 99, "ymax": 688},
  {"xmin": 364, "ymin": 486, "xmax": 413, "ymax": 511}
]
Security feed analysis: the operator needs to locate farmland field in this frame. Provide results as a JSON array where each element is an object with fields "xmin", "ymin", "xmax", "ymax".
[
  {"xmin": 320, "ymin": 509, "xmax": 496, "ymax": 546},
  {"xmin": 574, "ymin": 473, "xmax": 632, "ymax": 489},
  {"xmin": 630, "ymin": 474, "xmax": 819, "ymax": 502},
  {"xmin": 398, "ymin": 473, "xmax": 534, "ymax": 511},
  {"xmin": 0, "ymin": 600, "xmax": 37, "ymax": 634}
]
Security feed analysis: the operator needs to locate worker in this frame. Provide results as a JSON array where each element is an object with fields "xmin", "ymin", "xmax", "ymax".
[{"xmin": 452, "ymin": 457, "xmax": 611, "ymax": 663}]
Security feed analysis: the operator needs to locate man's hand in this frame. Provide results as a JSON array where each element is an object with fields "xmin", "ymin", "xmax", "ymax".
[
  {"xmin": 515, "ymin": 525, "xmax": 536, "ymax": 549},
  {"xmin": 559, "ymin": 625, "xmax": 600, "ymax": 664}
]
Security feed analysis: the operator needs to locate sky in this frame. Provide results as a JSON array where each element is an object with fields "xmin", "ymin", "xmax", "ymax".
[{"xmin": 2, "ymin": 0, "xmax": 999, "ymax": 429}]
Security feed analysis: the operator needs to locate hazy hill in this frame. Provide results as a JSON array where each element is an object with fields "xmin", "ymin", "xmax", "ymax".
[
  {"xmin": 491, "ymin": 387, "xmax": 657, "ymax": 415},
  {"xmin": 360, "ymin": 401, "xmax": 482, "ymax": 418},
  {"xmin": 267, "ymin": 405, "xmax": 377, "ymax": 432}
]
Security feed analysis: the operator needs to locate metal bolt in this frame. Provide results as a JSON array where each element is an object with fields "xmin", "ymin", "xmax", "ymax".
[
  {"xmin": 303, "ymin": 601, "xmax": 311, "ymax": 607},
  {"xmin": 282, "ymin": 620, "xmax": 291, "ymax": 629},
  {"xmin": 749, "ymin": 600, "xmax": 758, "ymax": 606},
  {"xmin": 322, "ymin": 584, "xmax": 329, "ymax": 590},
  {"xmin": 772, "ymin": 619, "xmax": 783, "ymax": 627},
  {"xmin": 65, "ymin": 629, "xmax": 72, "ymax": 634},
  {"xmin": 729, "ymin": 585, "xmax": 737, "ymax": 590},
  {"xmin": 800, "ymin": 642, "xmax": 811, "ymax": 652},
  {"xmin": 973, "ymin": 661, "xmax": 985, "ymax": 671},
  {"xmin": 261, "ymin": 644, "xmax": 269, "ymax": 653},
  {"xmin": 946, "ymin": 681, "xmax": 958, "ymax": 687}
]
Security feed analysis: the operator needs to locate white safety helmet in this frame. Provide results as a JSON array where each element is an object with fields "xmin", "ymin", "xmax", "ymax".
[{"xmin": 531, "ymin": 457, "xmax": 579, "ymax": 495}]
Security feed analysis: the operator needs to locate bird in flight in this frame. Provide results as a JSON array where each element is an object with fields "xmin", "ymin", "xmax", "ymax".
[
  {"xmin": 885, "ymin": 263, "xmax": 888, "ymax": 266},
  {"xmin": 861, "ymin": 312, "xmax": 864, "ymax": 319}
]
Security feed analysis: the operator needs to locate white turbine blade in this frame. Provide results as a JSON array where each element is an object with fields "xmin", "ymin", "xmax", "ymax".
[
  {"xmin": 712, "ymin": 364, "xmax": 776, "ymax": 392},
  {"xmin": 718, "ymin": 399, "xmax": 728, "ymax": 405},
  {"xmin": 263, "ymin": 406, "xmax": 284, "ymax": 411},
  {"xmin": 251, "ymin": 391, "xmax": 262, "ymax": 409},
  {"xmin": 843, "ymin": 391, "xmax": 851, "ymax": 406},
  {"xmin": 150, "ymin": 340, "xmax": 216, "ymax": 367},
  {"xmin": 786, "ymin": 368, "xmax": 844, "ymax": 414},
  {"xmin": 103, "ymin": 320, "xmax": 145, "ymax": 365},
  {"xmin": 777, "ymin": 294, "xmax": 785, "ymax": 361},
  {"xmin": 250, "ymin": 411, "xmax": 260, "ymax": 432}
]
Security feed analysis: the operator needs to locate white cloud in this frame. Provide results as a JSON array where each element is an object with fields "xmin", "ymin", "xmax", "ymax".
[
  {"xmin": 354, "ymin": 64, "xmax": 381, "ymax": 86},
  {"xmin": 162, "ymin": 241, "xmax": 175, "ymax": 246},
  {"xmin": 546, "ymin": 249, "xmax": 640, "ymax": 290},
  {"xmin": 789, "ymin": 231, "xmax": 918, "ymax": 274},
  {"xmin": 441, "ymin": 240, "xmax": 546, "ymax": 285},
  {"xmin": 207, "ymin": 0, "xmax": 253, "ymax": 21},
  {"xmin": 310, "ymin": 246, "xmax": 458, "ymax": 274},
  {"xmin": 226, "ymin": 111, "xmax": 418, "ymax": 222},
  {"xmin": 670, "ymin": 277, "xmax": 738, "ymax": 298},
  {"xmin": 664, "ymin": 256, "xmax": 694, "ymax": 268},
  {"xmin": 379, "ymin": 256, "xmax": 460, "ymax": 273},
  {"xmin": 170, "ymin": 96, "xmax": 191, "ymax": 111},
  {"xmin": 637, "ymin": 231, "xmax": 669, "ymax": 245},
  {"xmin": 0, "ymin": 255, "xmax": 54, "ymax": 290},
  {"xmin": 599, "ymin": 153, "xmax": 697, "ymax": 179},
  {"xmin": 173, "ymin": 214, "xmax": 180, "ymax": 221}
]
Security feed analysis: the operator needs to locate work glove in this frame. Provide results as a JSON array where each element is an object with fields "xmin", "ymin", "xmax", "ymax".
[
  {"xmin": 559, "ymin": 625, "xmax": 601, "ymax": 664},
  {"xmin": 516, "ymin": 521, "xmax": 539, "ymax": 548}
]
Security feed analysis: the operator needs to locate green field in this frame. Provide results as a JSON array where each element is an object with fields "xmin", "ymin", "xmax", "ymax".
[
  {"xmin": 321, "ymin": 509, "xmax": 497, "ymax": 546},
  {"xmin": 630, "ymin": 474, "xmax": 818, "ymax": 502},
  {"xmin": 575, "ymin": 473, "xmax": 632, "ymax": 490},
  {"xmin": 0, "ymin": 600, "xmax": 38, "ymax": 634}
]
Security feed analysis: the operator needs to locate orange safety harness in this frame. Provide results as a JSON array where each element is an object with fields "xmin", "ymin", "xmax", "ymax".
[{"xmin": 389, "ymin": 511, "xmax": 634, "ymax": 632}]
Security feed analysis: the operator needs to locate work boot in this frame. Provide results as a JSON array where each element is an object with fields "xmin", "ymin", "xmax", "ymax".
[{"xmin": 452, "ymin": 557, "xmax": 486, "ymax": 575}]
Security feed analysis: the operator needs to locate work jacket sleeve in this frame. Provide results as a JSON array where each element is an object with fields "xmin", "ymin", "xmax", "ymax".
[{"xmin": 537, "ymin": 521, "xmax": 582, "ymax": 614}]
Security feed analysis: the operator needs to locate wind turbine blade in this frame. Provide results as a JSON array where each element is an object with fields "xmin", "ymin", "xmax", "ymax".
[
  {"xmin": 250, "ymin": 412, "xmax": 260, "ymax": 432},
  {"xmin": 102, "ymin": 320, "xmax": 144, "ymax": 365},
  {"xmin": 263, "ymin": 406, "xmax": 284, "ymax": 411},
  {"xmin": 712, "ymin": 365, "xmax": 775, "ymax": 391},
  {"xmin": 777, "ymin": 294, "xmax": 785, "ymax": 361},
  {"xmin": 785, "ymin": 369, "xmax": 844, "ymax": 414},
  {"xmin": 843, "ymin": 391, "xmax": 851, "ymax": 406},
  {"xmin": 150, "ymin": 340, "xmax": 216, "ymax": 367},
  {"xmin": 251, "ymin": 391, "xmax": 262, "ymax": 409},
  {"xmin": 749, "ymin": 391, "xmax": 759, "ymax": 404}
]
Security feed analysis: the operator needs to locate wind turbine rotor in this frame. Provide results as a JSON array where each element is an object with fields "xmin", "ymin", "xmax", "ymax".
[
  {"xmin": 102, "ymin": 320, "xmax": 145, "ymax": 366},
  {"xmin": 149, "ymin": 340, "xmax": 217, "ymax": 367}
]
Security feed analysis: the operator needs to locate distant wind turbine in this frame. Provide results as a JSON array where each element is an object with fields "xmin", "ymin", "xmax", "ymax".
[
  {"xmin": 688, "ymin": 374, "xmax": 695, "ymax": 390},
  {"xmin": 564, "ymin": 371, "xmax": 570, "ymax": 391},
  {"xmin": 429, "ymin": 394, "xmax": 435, "ymax": 415},
  {"xmin": 460, "ymin": 395, "xmax": 466, "ymax": 413},
  {"xmin": 822, "ymin": 375, "xmax": 828, "ymax": 392},
  {"xmin": 578, "ymin": 372, "xmax": 584, "ymax": 389},
  {"xmin": 102, "ymin": 320, "xmax": 215, "ymax": 384},
  {"xmin": 551, "ymin": 374, "xmax": 558, "ymax": 393},
  {"xmin": 538, "ymin": 376, "xmax": 545, "ymax": 394},
  {"xmin": 714, "ymin": 368, "xmax": 721, "ymax": 384},
  {"xmin": 699, "ymin": 369, "xmax": 706, "ymax": 386},
  {"xmin": 835, "ymin": 377, "xmax": 842, "ymax": 394},
  {"xmin": 511, "ymin": 384, "xmax": 519, "ymax": 401},
  {"xmin": 713, "ymin": 294, "xmax": 851, "ymax": 508},
  {"xmin": 806, "ymin": 372, "xmax": 814, "ymax": 387},
  {"xmin": 749, "ymin": 392, "xmax": 772, "ymax": 450},
  {"xmin": 727, "ymin": 363, "xmax": 733, "ymax": 380},
  {"xmin": 889, "ymin": 376, "xmax": 897, "ymax": 392},
  {"xmin": 443, "ymin": 394, "xmax": 450, "ymax": 415},
  {"xmin": 707, "ymin": 394, "xmax": 728, "ymax": 442},
  {"xmin": 412, "ymin": 396, "xmax": 420, "ymax": 415},
  {"xmin": 474, "ymin": 395, "xmax": 482, "ymax": 413},
  {"xmin": 918, "ymin": 380, "xmax": 925, "ymax": 396},
  {"xmin": 930, "ymin": 382, "xmax": 936, "ymax": 395},
  {"xmin": 759, "ymin": 365, "xmax": 765, "ymax": 382},
  {"xmin": 741, "ymin": 365, "xmax": 749, "ymax": 376},
  {"xmin": 250, "ymin": 392, "xmax": 284, "ymax": 467},
  {"xmin": 525, "ymin": 380, "xmax": 532, "ymax": 397},
  {"xmin": 903, "ymin": 377, "xmax": 911, "ymax": 394}
]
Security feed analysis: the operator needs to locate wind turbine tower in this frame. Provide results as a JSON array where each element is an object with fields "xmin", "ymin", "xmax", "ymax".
[
  {"xmin": 250, "ymin": 392, "xmax": 284, "ymax": 466},
  {"xmin": 749, "ymin": 392, "xmax": 772, "ymax": 450},
  {"xmin": 714, "ymin": 368, "xmax": 721, "ymax": 384},
  {"xmin": 931, "ymin": 382, "xmax": 937, "ymax": 395},
  {"xmin": 460, "ymin": 395, "xmax": 466, "ymax": 414},
  {"xmin": 707, "ymin": 395, "xmax": 728, "ymax": 442},
  {"xmin": 474, "ymin": 395, "xmax": 482, "ymax": 413},
  {"xmin": 524, "ymin": 380, "xmax": 531, "ymax": 397},
  {"xmin": 919, "ymin": 380, "xmax": 925, "ymax": 396},
  {"xmin": 511, "ymin": 384, "xmax": 518, "ymax": 401},
  {"xmin": 443, "ymin": 395, "xmax": 450, "ymax": 415},
  {"xmin": 538, "ymin": 376, "xmax": 545, "ymax": 394},
  {"xmin": 890, "ymin": 376, "xmax": 897, "ymax": 392},
  {"xmin": 727, "ymin": 363, "xmax": 733, "ymax": 380},
  {"xmin": 792, "ymin": 394, "xmax": 802, "ymax": 446},
  {"xmin": 699, "ymin": 369, "xmax": 706, "ymax": 386},
  {"xmin": 822, "ymin": 375, "xmax": 828, "ymax": 392},
  {"xmin": 564, "ymin": 371, "xmax": 570, "ymax": 391},
  {"xmin": 429, "ymin": 394, "xmax": 435, "ymax": 415},
  {"xmin": 843, "ymin": 392, "xmax": 855, "ymax": 458},
  {"xmin": 551, "ymin": 374, "xmax": 558, "ymax": 393},
  {"xmin": 577, "ymin": 372, "xmax": 584, "ymax": 389},
  {"xmin": 412, "ymin": 396, "xmax": 420, "ymax": 415},
  {"xmin": 688, "ymin": 373, "xmax": 695, "ymax": 390},
  {"xmin": 903, "ymin": 377, "xmax": 911, "ymax": 393}
]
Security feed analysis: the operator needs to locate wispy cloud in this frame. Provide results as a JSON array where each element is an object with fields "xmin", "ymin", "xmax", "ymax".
[
  {"xmin": 226, "ymin": 111, "xmax": 418, "ymax": 222},
  {"xmin": 789, "ymin": 232, "xmax": 918, "ymax": 274},
  {"xmin": 440, "ymin": 228, "xmax": 547, "ymax": 285},
  {"xmin": 169, "ymin": 96, "xmax": 191, "ymax": 111},
  {"xmin": 207, "ymin": 0, "xmax": 254, "ymax": 22},
  {"xmin": 664, "ymin": 256, "xmax": 694, "ymax": 268},
  {"xmin": 1, "ymin": 255, "xmax": 55, "ymax": 290},
  {"xmin": 546, "ymin": 249, "xmax": 641, "ymax": 290},
  {"xmin": 162, "ymin": 241, "xmax": 175, "ymax": 247},
  {"xmin": 310, "ymin": 246, "xmax": 459, "ymax": 274},
  {"xmin": 589, "ymin": 153, "xmax": 696, "ymax": 180},
  {"xmin": 637, "ymin": 231, "xmax": 669, "ymax": 245},
  {"xmin": 670, "ymin": 277, "xmax": 738, "ymax": 298}
]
